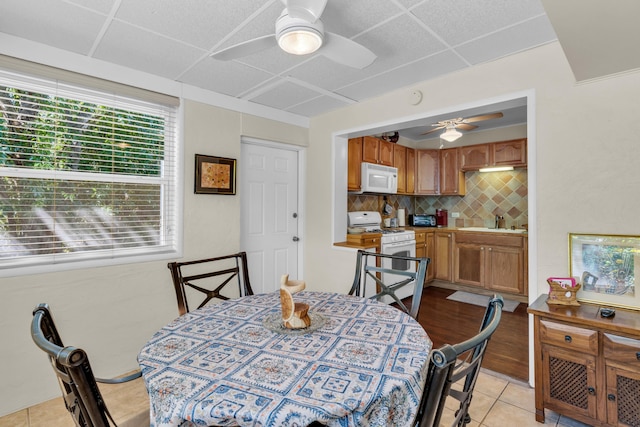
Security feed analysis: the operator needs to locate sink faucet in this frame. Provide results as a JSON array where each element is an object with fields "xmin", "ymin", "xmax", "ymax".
[{"xmin": 495, "ymin": 215, "xmax": 500, "ymax": 229}]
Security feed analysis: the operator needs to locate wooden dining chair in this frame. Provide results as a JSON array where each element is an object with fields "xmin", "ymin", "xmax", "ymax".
[
  {"xmin": 167, "ymin": 251, "xmax": 254, "ymax": 316},
  {"xmin": 348, "ymin": 249, "xmax": 429, "ymax": 319},
  {"xmin": 31, "ymin": 303, "xmax": 149, "ymax": 427},
  {"xmin": 413, "ymin": 295, "xmax": 504, "ymax": 427}
]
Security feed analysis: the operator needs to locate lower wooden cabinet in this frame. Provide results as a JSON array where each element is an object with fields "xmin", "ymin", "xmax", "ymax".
[
  {"xmin": 528, "ymin": 296, "xmax": 640, "ymax": 427},
  {"xmin": 454, "ymin": 232, "xmax": 525, "ymax": 295},
  {"xmin": 434, "ymin": 231, "xmax": 452, "ymax": 281},
  {"xmin": 415, "ymin": 230, "xmax": 435, "ymax": 282}
]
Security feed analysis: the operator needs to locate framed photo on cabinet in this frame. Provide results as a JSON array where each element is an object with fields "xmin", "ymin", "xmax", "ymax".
[
  {"xmin": 569, "ymin": 233, "xmax": 640, "ymax": 309},
  {"xmin": 194, "ymin": 154, "xmax": 236, "ymax": 195}
]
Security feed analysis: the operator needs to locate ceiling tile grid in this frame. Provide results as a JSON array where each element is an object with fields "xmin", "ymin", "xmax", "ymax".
[{"xmin": 0, "ymin": 0, "xmax": 566, "ymax": 122}]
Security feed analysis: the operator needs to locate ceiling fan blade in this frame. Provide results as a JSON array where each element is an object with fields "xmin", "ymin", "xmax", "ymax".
[
  {"xmin": 462, "ymin": 112, "xmax": 504, "ymax": 123},
  {"xmin": 456, "ymin": 123, "xmax": 478, "ymax": 131},
  {"xmin": 285, "ymin": 0, "xmax": 328, "ymax": 22},
  {"xmin": 211, "ymin": 35, "xmax": 277, "ymax": 61},
  {"xmin": 421, "ymin": 126, "xmax": 445, "ymax": 135},
  {"xmin": 321, "ymin": 32, "xmax": 376, "ymax": 69}
]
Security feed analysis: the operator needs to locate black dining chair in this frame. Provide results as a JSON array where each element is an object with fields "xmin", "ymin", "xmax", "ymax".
[
  {"xmin": 348, "ymin": 249, "xmax": 429, "ymax": 319},
  {"xmin": 413, "ymin": 294, "xmax": 504, "ymax": 427},
  {"xmin": 31, "ymin": 303, "xmax": 149, "ymax": 427},
  {"xmin": 167, "ymin": 251, "xmax": 254, "ymax": 316}
]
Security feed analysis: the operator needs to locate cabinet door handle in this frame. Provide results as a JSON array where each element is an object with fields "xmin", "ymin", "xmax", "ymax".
[
  {"xmin": 564, "ymin": 335, "xmax": 572, "ymax": 343},
  {"xmin": 608, "ymin": 394, "xmax": 616, "ymax": 401},
  {"xmin": 636, "ymin": 352, "xmax": 640, "ymax": 360},
  {"xmin": 587, "ymin": 387, "xmax": 596, "ymax": 395}
]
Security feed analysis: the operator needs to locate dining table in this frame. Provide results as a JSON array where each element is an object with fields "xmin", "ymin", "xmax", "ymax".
[{"xmin": 138, "ymin": 290, "xmax": 432, "ymax": 427}]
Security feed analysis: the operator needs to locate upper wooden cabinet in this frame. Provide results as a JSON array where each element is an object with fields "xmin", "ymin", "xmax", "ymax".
[
  {"xmin": 394, "ymin": 144, "xmax": 407, "ymax": 193},
  {"xmin": 493, "ymin": 138, "xmax": 527, "ymax": 167},
  {"xmin": 460, "ymin": 144, "xmax": 490, "ymax": 170},
  {"xmin": 406, "ymin": 147, "xmax": 415, "ymax": 194},
  {"xmin": 416, "ymin": 149, "xmax": 439, "ymax": 194},
  {"xmin": 460, "ymin": 139, "xmax": 527, "ymax": 171},
  {"xmin": 439, "ymin": 148, "xmax": 465, "ymax": 195},
  {"xmin": 347, "ymin": 137, "xmax": 363, "ymax": 191},
  {"xmin": 362, "ymin": 136, "xmax": 393, "ymax": 166}
]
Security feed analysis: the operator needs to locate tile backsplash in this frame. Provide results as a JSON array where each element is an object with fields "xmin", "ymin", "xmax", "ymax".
[{"xmin": 347, "ymin": 169, "xmax": 528, "ymax": 229}]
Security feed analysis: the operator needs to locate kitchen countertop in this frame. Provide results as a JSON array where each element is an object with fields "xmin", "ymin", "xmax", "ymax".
[{"xmin": 335, "ymin": 226, "xmax": 527, "ymax": 249}]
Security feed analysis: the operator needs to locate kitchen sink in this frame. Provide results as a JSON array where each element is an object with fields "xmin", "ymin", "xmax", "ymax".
[{"xmin": 461, "ymin": 227, "xmax": 527, "ymax": 234}]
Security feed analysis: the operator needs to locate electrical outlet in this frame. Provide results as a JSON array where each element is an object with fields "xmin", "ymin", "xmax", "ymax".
[{"xmin": 451, "ymin": 212, "xmax": 460, "ymax": 218}]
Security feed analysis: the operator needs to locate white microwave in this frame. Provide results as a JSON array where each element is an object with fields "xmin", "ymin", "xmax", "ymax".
[{"xmin": 361, "ymin": 162, "xmax": 398, "ymax": 194}]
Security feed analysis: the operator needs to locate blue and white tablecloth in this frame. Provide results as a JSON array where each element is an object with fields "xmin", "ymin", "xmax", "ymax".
[{"xmin": 138, "ymin": 291, "xmax": 432, "ymax": 427}]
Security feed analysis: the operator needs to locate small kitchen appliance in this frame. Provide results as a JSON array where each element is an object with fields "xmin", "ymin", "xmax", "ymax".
[
  {"xmin": 435, "ymin": 209, "xmax": 448, "ymax": 227},
  {"xmin": 408, "ymin": 214, "xmax": 436, "ymax": 227}
]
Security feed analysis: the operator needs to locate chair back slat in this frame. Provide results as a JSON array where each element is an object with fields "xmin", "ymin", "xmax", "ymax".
[
  {"xmin": 348, "ymin": 249, "xmax": 430, "ymax": 319},
  {"xmin": 168, "ymin": 251, "xmax": 254, "ymax": 316},
  {"xmin": 414, "ymin": 295, "xmax": 504, "ymax": 427}
]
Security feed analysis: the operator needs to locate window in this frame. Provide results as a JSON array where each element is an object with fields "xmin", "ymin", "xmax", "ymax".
[{"xmin": 0, "ymin": 63, "xmax": 179, "ymax": 275}]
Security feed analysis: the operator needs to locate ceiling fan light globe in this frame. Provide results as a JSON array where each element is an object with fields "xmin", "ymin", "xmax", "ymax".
[
  {"xmin": 278, "ymin": 28, "xmax": 323, "ymax": 55},
  {"xmin": 440, "ymin": 127, "xmax": 462, "ymax": 142}
]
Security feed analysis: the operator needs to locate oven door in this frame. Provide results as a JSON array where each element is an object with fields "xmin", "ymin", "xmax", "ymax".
[{"xmin": 380, "ymin": 240, "xmax": 417, "ymax": 302}]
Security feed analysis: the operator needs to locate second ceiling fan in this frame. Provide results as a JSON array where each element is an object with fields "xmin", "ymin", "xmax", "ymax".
[
  {"xmin": 421, "ymin": 112, "xmax": 504, "ymax": 142},
  {"xmin": 210, "ymin": 0, "xmax": 376, "ymax": 69}
]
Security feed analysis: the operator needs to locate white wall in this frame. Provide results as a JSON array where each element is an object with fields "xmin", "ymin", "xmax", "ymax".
[
  {"xmin": 304, "ymin": 41, "xmax": 640, "ymax": 319},
  {"xmin": 0, "ymin": 99, "xmax": 307, "ymax": 416}
]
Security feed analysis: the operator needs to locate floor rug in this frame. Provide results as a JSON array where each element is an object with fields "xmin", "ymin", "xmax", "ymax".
[{"xmin": 446, "ymin": 291, "xmax": 520, "ymax": 312}]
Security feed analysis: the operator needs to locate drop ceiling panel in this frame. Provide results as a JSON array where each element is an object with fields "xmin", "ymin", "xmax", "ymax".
[
  {"xmin": 320, "ymin": 0, "xmax": 404, "ymax": 39},
  {"xmin": 411, "ymin": 0, "xmax": 548, "ymax": 47},
  {"xmin": 286, "ymin": 95, "xmax": 351, "ymax": 117},
  {"xmin": 455, "ymin": 15, "xmax": 556, "ymax": 65},
  {"xmin": 114, "ymin": 0, "xmax": 268, "ymax": 49},
  {"xmin": 250, "ymin": 81, "xmax": 321, "ymax": 110},
  {"xmin": 94, "ymin": 20, "xmax": 206, "ymax": 79},
  {"xmin": 68, "ymin": 0, "xmax": 115, "ymax": 15},
  {"xmin": 0, "ymin": 0, "xmax": 107, "ymax": 55},
  {"xmin": 338, "ymin": 50, "xmax": 467, "ymax": 101},
  {"xmin": 180, "ymin": 59, "xmax": 276, "ymax": 97}
]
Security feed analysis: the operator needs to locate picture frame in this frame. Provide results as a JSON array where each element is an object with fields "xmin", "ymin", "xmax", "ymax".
[
  {"xmin": 569, "ymin": 233, "xmax": 640, "ymax": 309},
  {"xmin": 194, "ymin": 154, "xmax": 236, "ymax": 195}
]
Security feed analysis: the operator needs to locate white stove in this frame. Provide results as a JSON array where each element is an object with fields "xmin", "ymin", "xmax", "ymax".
[
  {"xmin": 347, "ymin": 211, "xmax": 417, "ymax": 301},
  {"xmin": 347, "ymin": 211, "xmax": 415, "ymax": 241}
]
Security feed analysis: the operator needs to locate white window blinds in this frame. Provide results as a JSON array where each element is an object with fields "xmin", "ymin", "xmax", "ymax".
[{"xmin": 0, "ymin": 63, "xmax": 179, "ymax": 275}]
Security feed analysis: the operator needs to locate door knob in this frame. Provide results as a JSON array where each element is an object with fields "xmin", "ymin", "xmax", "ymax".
[{"xmin": 293, "ymin": 236, "xmax": 300, "ymax": 242}]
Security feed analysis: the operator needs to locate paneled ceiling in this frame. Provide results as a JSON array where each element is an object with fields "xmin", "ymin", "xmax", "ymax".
[{"xmin": 1, "ymin": 1, "xmax": 638, "ymax": 141}]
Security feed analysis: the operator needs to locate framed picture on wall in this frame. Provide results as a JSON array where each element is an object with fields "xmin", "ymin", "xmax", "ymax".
[
  {"xmin": 194, "ymin": 154, "xmax": 236, "ymax": 195},
  {"xmin": 569, "ymin": 233, "xmax": 640, "ymax": 309}
]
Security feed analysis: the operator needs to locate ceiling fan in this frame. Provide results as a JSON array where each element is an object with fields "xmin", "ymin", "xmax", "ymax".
[
  {"xmin": 421, "ymin": 112, "xmax": 505, "ymax": 137},
  {"xmin": 210, "ymin": 0, "xmax": 376, "ymax": 69}
]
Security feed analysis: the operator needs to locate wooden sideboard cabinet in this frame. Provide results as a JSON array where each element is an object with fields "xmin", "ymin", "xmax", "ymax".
[{"xmin": 528, "ymin": 295, "xmax": 640, "ymax": 427}]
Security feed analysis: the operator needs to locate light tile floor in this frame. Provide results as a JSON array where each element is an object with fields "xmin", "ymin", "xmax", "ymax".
[{"xmin": 0, "ymin": 369, "xmax": 590, "ymax": 427}]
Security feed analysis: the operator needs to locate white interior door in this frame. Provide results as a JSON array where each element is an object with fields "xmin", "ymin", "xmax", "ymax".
[{"xmin": 241, "ymin": 142, "xmax": 299, "ymax": 294}]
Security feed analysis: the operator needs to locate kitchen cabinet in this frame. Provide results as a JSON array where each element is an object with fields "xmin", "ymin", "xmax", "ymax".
[
  {"xmin": 416, "ymin": 149, "xmax": 439, "ymax": 194},
  {"xmin": 439, "ymin": 148, "xmax": 465, "ymax": 195},
  {"xmin": 362, "ymin": 136, "xmax": 393, "ymax": 166},
  {"xmin": 415, "ymin": 229, "xmax": 435, "ymax": 282},
  {"xmin": 454, "ymin": 232, "xmax": 525, "ymax": 295},
  {"xmin": 459, "ymin": 139, "xmax": 528, "ymax": 171},
  {"xmin": 406, "ymin": 147, "xmax": 415, "ymax": 194},
  {"xmin": 347, "ymin": 137, "xmax": 363, "ymax": 191},
  {"xmin": 434, "ymin": 230, "xmax": 453, "ymax": 281},
  {"xmin": 528, "ymin": 296, "xmax": 640, "ymax": 427},
  {"xmin": 492, "ymin": 138, "xmax": 527, "ymax": 167},
  {"xmin": 460, "ymin": 144, "xmax": 490, "ymax": 170},
  {"xmin": 394, "ymin": 144, "xmax": 407, "ymax": 193}
]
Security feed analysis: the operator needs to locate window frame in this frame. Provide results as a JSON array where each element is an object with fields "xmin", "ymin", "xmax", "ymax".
[{"xmin": 0, "ymin": 62, "xmax": 183, "ymax": 278}]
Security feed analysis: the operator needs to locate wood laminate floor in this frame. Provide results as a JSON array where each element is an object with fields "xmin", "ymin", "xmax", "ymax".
[{"xmin": 415, "ymin": 286, "xmax": 529, "ymax": 383}]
